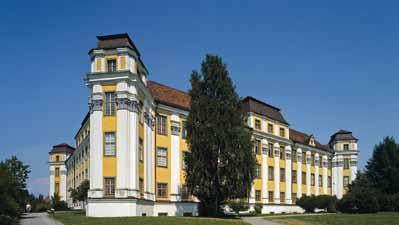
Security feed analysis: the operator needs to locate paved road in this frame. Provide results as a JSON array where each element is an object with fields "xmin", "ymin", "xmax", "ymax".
[
  {"xmin": 20, "ymin": 213, "xmax": 63, "ymax": 225},
  {"xmin": 242, "ymin": 217, "xmax": 283, "ymax": 225}
]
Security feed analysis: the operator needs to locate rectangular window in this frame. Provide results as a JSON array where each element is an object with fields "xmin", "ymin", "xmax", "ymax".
[
  {"xmin": 268, "ymin": 191, "xmax": 274, "ymax": 203},
  {"xmin": 292, "ymin": 170, "xmax": 297, "ymax": 183},
  {"xmin": 139, "ymin": 138, "xmax": 144, "ymax": 162},
  {"xmin": 292, "ymin": 150, "xmax": 297, "ymax": 162},
  {"xmin": 280, "ymin": 168, "xmax": 285, "ymax": 182},
  {"xmin": 255, "ymin": 164, "xmax": 261, "ymax": 179},
  {"xmin": 55, "ymin": 182, "xmax": 60, "ymax": 194},
  {"xmin": 156, "ymin": 147, "xmax": 168, "ymax": 167},
  {"xmin": 292, "ymin": 193, "xmax": 297, "ymax": 204},
  {"xmin": 280, "ymin": 127, "xmax": 285, "ymax": 137},
  {"xmin": 55, "ymin": 167, "xmax": 60, "ymax": 177},
  {"xmin": 328, "ymin": 176, "xmax": 332, "ymax": 188},
  {"xmin": 104, "ymin": 177, "xmax": 115, "ymax": 196},
  {"xmin": 344, "ymin": 159, "xmax": 350, "ymax": 169},
  {"xmin": 182, "ymin": 121, "xmax": 187, "ymax": 139},
  {"xmin": 280, "ymin": 192, "xmax": 285, "ymax": 203},
  {"xmin": 268, "ymin": 166, "xmax": 274, "ymax": 181},
  {"xmin": 280, "ymin": 147, "xmax": 285, "ymax": 160},
  {"xmin": 139, "ymin": 178, "xmax": 144, "ymax": 197},
  {"xmin": 104, "ymin": 92, "xmax": 116, "ymax": 116},
  {"xmin": 311, "ymin": 154, "xmax": 315, "ymax": 166},
  {"xmin": 157, "ymin": 183, "xmax": 168, "ymax": 198},
  {"xmin": 311, "ymin": 174, "xmax": 315, "ymax": 186},
  {"xmin": 104, "ymin": 132, "xmax": 116, "ymax": 156},
  {"xmin": 255, "ymin": 119, "xmax": 261, "ymax": 130},
  {"xmin": 268, "ymin": 124, "xmax": 274, "ymax": 134},
  {"xmin": 254, "ymin": 139, "xmax": 261, "ymax": 154},
  {"xmin": 156, "ymin": 115, "xmax": 167, "ymax": 136},
  {"xmin": 255, "ymin": 190, "xmax": 261, "ymax": 202},
  {"xmin": 343, "ymin": 144, "xmax": 349, "ymax": 151},
  {"xmin": 319, "ymin": 175, "xmax": 323, "ymax": 187},
  {"xmin": 302, "ymin": 172, "xmax": 306, "ymax": 185},
  {"xmin": 107, "ymin": 59, "xmax": 117, "ymax": 72},
  {"xmin": 268, "ymin": 143, "xmax": 274, "ymax": 157},
  {"xmin": 343, "ymin": 176, "xmax": 350, "ymax": 187}
]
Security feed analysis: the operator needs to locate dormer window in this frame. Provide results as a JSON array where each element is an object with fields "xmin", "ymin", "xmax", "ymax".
[{"xmin": 107, "ymin": 59, "xmax": 117, "ymax": 72}]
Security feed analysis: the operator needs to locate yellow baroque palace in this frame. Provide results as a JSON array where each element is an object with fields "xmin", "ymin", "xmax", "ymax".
[{"xmin": 48, "ymin": 33, "xmax": 359, "ymax": 217}]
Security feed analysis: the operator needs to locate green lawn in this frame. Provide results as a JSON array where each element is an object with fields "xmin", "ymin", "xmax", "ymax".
[
  {"xmin": 52, "ymin": 211, "xmax": 249, "ymax": 225},
  {"xmin": 268, "ymin": 212, "xmax": 399, "ymax": 225}
]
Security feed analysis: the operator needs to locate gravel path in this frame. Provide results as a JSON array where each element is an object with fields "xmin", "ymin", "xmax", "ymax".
[
  {"xmin": 242, "ymin": 217, "xmax": 283, "ymax": 225},
  {"xmin": 20, "ymin": 213, "xmax": 63, "ymax": 225}
]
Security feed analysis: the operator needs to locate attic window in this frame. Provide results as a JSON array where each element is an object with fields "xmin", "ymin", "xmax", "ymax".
[{"xmin": 107, "ymin": 59, "xmax": 117, "ymax": 72}]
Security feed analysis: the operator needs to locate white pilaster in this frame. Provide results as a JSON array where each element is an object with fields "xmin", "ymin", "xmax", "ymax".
[
  {"xmin": 89, "ymin": 84, "xmax": 104, "ymax": 198},
  {"xmin": 314, "ymin": 153, "xmax": 319, "ymax": 196},
  {"xmin": 170, "ymin": 114, "xmax": 181, "ymax": 201},
  {"xmin": 322, "ymin": 155, "xmax": 328, "ymax": 195},
  {"xmin": 128, "ymin": 90, "xmax": 140, "ymax": 198},
  {"xmin": 296, "ymin": 148, "xmax": 302, "ymax": 199},
  {"xmin": 116, "ymin": 82, "xmax": 130, "ymax": 198},
  {"xmin": 49, "ymin": 166, "xmax": 55, "ymax": 197},
  {"xmin": 274, "ymin": 143, "xmax": 280, "ymax": 204},
  {"xmin": 144, "ymin": 103, "xmax": 155, "ymax": 200},
  {"xmin": 337, "ymin": 155, "xmax": 344, "ymax": 199},
  {"xmin": 332, "ymin": 156, "xmax": 338, "ymax": 197},
  {"xmin": 306, "ymin": 151, "xmax": 311, "ymax": 196},
  {"xmin": 60, "ymin": 165, "xmax": 67, "ymax": 201},
  {"xmin": 350, "ymin": 155, "xmax": 358, "ymax": 183},
  {"xmin": 285, "ymin": 146, "xmax": 292, "ymax": 204},
  {"xmin": 261, "ymin": 139, "xmax": 268, "ymax": 204},
  {"xmin": 249, "ymin": 185, "xmax": 255, "ymax": 211}
]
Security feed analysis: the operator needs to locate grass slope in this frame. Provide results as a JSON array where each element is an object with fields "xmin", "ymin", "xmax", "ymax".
[
  {"xmin": 269, "ymin": 212, "xmax": 399, "ymax": 225},
  {"xmin": 52, "ymin": 211, "xmax": 249, "ymax": 225}
]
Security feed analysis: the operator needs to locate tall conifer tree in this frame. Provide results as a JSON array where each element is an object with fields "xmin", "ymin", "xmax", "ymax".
[{"xmin": 185, "ymin": 55, "xmax": 256, "ymax": 216}]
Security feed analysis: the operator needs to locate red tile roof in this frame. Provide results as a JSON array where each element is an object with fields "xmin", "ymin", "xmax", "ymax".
[
  {"xmin": 147, "ymin": 81, "xmax": 191, "ymax": 110},
  {"xmin": 50, "ymin": 143, "xmax": 75, "ymax": 154},
  {"xmin": 290, "ymin": 128, "xmax": 331, "ymax": 152}
]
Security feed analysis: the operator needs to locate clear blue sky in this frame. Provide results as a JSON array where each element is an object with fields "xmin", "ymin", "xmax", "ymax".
[{"xmin": 1, "ymin": 0, "xmax": 398, "ymax": 196}]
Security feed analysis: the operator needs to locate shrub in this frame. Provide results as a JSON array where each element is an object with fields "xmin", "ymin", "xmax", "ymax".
[
  {"xmin": 254, "ymin": 203, "xmax": 262, "ymax": 214},
  {"xmin": 226, "ymin": 199, "xmax": 249, "ymax": 214},
  {"xmin": 297, "ymin": 195, "xmax": 337, "ymax": 213},
  {"xmin": 296, "ymin": 195, "xmax": 317, "ymax": 213},
  {"xmin": 337, "ymin": 190, "xmax": 379, "ymax": 213}
]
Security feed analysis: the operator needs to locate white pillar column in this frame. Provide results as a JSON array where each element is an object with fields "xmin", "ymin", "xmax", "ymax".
[
  {"xmin": 128, "ymin": 95, "xmax": 140, "ymax": 198},
  {"xmin": 170, "ymin": 114, "xmax": 181, "ymax": 201},
  {"xmin": 285, "ymin": 145, "xmax": 292, "ymax": 204},
  {"xmin": 322, "ymin": 155, "xmax": 328, "ymax": 195},
  {"xmin": 306, "ymin": 151, "xmax": 311, "ymax": 196},
  {"xmin": 314, "ymin": 153, "xmax": 319, "ymax": 196},
  {"xmin": 115, "ymin": 93, "xmax": 130, "ymax": 198},
  {"xmin": 261, "ymin": 139, "xmax": 268, "ymax": 204},
  {"xmin": 337, "ymin": 155, "xmax": 344, "ymax": 199},
  {"xmin": 274, "ymin": 143, "xmax": 280, "ymax": 204},
  {"xmin": 296, "ymin": 148, "xmax": 302, "ymax": 199},
  {"xmin": 88, "ymin": 84, "xmax": 104, "ymax": 198},
  {"xmin": 350, "ymin": 155, "xmax": 358, "ymax": 183}
]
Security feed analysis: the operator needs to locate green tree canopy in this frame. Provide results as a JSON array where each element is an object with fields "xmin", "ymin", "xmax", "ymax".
[
  {"xmin": 185, "ymin": 55, "xmax": 256, "ymax": 216},
  {"xmin": 365, "ymin": 137, "xmax": 399, "ymax": 194}
]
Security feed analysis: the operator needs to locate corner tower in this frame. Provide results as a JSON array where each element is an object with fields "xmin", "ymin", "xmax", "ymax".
[
  {"xmin": 49, "ymin": 143, "xmax": 75, "ymax": 201},
  {"xmin": 329, "ymin": 130, "xmax": 359, "ymax": 198},
  {"xmin": 85, "ymin": 33, "xmax": 156, "ymax": 217}
]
